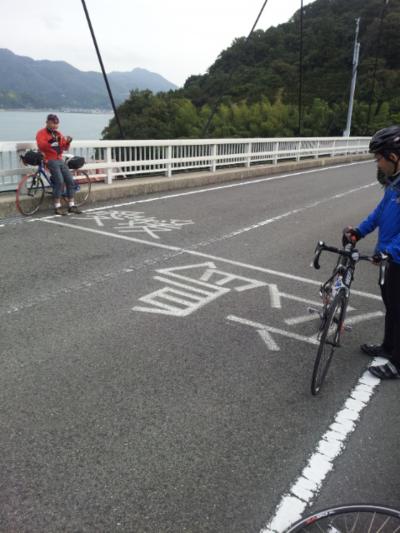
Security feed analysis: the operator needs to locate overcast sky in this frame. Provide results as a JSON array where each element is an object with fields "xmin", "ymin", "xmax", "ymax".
[{"xmin": 1, "ymin": 0, "xmax": 316, "ymax": 87}]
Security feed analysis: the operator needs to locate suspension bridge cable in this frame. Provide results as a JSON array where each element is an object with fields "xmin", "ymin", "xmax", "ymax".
[
  {"xmin": 201, "ymin": 0, "xmax": 269, "ymax": 138},
  {"xmin": 366, "ymin": 0, "xmax": 390, "ymax": 132},
  {"xmin": 298, "ymin": 0, "xmax": 304, "ymax": 136},
  {"xmin": 81, "ymin": 0, "xmax": 125, "ymax": 139}
]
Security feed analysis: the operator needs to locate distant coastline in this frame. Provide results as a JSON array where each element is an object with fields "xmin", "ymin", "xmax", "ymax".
[
  {"xmin": 0, "ymin": 110, "xmax": 114, "ymax": 142},
  {"xmin": 0, "ymin": 108, "xmax": 112, "ymax": 114}
]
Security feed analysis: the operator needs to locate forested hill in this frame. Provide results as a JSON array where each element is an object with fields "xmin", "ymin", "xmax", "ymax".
[
  {"xmin": 182, "ymin": 0, "xmax": 400, "ymax": 107},
  {"xmin": 103, "ymin": 0, "xmax": 400, "ymax": 139}
]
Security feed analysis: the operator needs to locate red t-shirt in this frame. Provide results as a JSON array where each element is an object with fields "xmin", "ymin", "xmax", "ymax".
[{"xmin": 36, "ymin": 127, "xmax": 71, "ymax": 161}]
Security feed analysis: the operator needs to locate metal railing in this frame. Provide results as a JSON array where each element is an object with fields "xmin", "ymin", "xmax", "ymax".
[{"xmin": 0, "ymin": 137, "xmax": 369, "ymax": 192}]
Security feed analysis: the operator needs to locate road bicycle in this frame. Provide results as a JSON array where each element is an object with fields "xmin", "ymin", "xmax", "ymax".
[
  {"xmin": 284, "ymin": 504, "xmax": 400, "ymax": 532},
  {"xmin": 309, "ymin": 241, "xmax": 388, "ymax": 396},
  {"xmin": 16, "ymin": 152, "xmax": 93, "ymax": 216}
]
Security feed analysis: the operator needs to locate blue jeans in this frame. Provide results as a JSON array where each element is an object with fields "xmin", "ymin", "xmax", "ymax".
[{"xmin": 47, "ymin": 159, "xmax": 75, "ymax": 198}]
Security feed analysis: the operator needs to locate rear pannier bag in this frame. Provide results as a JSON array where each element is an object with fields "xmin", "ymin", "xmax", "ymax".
[
  {"xmin": 21, "ymin": 150, "xmax": 44, "ymax": 166},
  {"xmin": 67, "ymin": 156, "xmax": 85, "ymax": 169}
]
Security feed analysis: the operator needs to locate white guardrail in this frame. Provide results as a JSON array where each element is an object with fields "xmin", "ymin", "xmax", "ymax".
[{"xmin": 0, "ymin": 137, "xmax": 370, "ymax": 192}]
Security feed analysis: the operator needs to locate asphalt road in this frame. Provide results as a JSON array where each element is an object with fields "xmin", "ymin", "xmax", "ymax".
[{"xmin": 1, "ymin": 160, "xmax": 399, "ymax": 533}]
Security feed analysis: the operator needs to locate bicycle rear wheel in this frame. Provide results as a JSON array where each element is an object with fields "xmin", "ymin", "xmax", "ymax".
[
  {"xmin": 311, "ymin": 290, "xmax": 347, "ymax": 395},
  {"xmin": 285, "ymin": 504, "xmax": 400, "ymax": 532},
  {"xmin": 16, "ymin": 172, "xmax": 45, "ymax": 215},
  {"xmin": 61, "ymin": 170, "xmax": 92, "ymax": 208},
  {"xmin": 73, "ymin": 170, "xmax": 92, "ymax": 207}
]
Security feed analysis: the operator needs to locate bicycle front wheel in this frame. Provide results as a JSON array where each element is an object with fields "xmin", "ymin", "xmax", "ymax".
[
  {"xmin": 16, "ymin": 172, "xmax": 45, "ymax": 216},
  {"xmin": 73, "ymin": 170, "xmax": 92, "ymax": 207},
  {"xmin": 311, "ymin": 290, "xmax": 347, "ymax": 395},
  {"xmin": 285, "ymin": 504, "xmax": 400, "ymax": 532}
]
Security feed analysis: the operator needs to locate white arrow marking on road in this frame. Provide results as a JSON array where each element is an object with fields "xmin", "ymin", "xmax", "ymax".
[
  {"xmin": 159, "ymin": 262, "xmax": 267, "ymax": 292},
  {"xmin": 268, "ymin": 284, "xmax": 282, "ymax": 308},
  {"xmin": 285, "ymin": 302, "xmax": 357, "ymax": 326},
  {"xmin": 344, "ymin": 311, "xmax": 384, "ymax": 325},
  {"xmin": 268, "ymin": 287, "xmax": 353, "ymax": 311},
  {"xmin": 133, "ymin": 278, "xmax": 229, "ymax": 316},
  {"xmin": 257, "ymin": 329, "xmax": 280, "ymax": 351},
  {"xmin": 227, "ymin": 315, "xmax": 320, "ymax": 347},
  {"xmin": 285, "ymin": 314, "xmax": 321, "ymax": 326}
]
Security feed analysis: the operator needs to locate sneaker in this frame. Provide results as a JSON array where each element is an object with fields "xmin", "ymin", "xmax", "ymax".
[
  {"xmin": 68, "ymin": 205, "xmax": 83, "ymax": 214},
  {"xmin": 54, "ymin": 207, "xmax": 67, "ymax": 216},
  {"xmin": 360, "ymin": 344, "xmax": 392, "ymax": 357},
  {"xmin": 368, "ymin": 361, "xmax": 400, "ymax": 379}
]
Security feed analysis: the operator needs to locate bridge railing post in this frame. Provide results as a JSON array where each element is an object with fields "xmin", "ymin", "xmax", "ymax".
[
  {"xmin": 296, "ymin": 140, "xmax": 301, "ymax": 162},
  {"xmin": 314, "ymin": 140, "xmax": 320, "ymax": 159},
  {"xmin": 273, "ymin": 141, "xmax": 279, "ymax": 165},
  {"xmin": 165, "ymin": 145, "xmax": 172, "ymax": 177},
  {"xmin": 210, "ymin": 144, "xmax": 217, "ymax": 172},
  {"xmin": 245, "ymin": 141, "xmax": 252, "ymax": 168},
  {"xmin": 106, "ymin": 146, "xmax": 113, "ymax": 184}
]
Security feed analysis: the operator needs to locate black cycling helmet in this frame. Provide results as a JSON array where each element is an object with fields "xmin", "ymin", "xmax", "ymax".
[{"xmin": 369, "ymin": 125, "xmax": 400, "ymax": 154}]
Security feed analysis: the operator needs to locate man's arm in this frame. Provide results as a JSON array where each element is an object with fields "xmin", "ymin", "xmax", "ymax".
[
  {"xmin": 59, "ymin": 133, "xmax": 72, "ymax": 151},
  {"xmin": 357, "ymin": 195, "xmax": 387, "ymax": 237}
]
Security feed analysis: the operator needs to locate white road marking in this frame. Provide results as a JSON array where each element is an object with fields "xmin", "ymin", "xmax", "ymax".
[
  {"xmin": 285, "ymin": 314, "xmax": 321, "ymax": 326},
  {"xmin": 285, "ymin": 307, "xmax": 378, "ymax": 326},
  {"xmin": 42, "ymin": 218, "xmax": 382, "ymax": 301},
  {"xmin": 226, "ymin": 315, "xmax": 320, "ymax": 346},
  {"xmin": 258, "ymin": 329, "xmax": 281, "ymax": 351},
  {"xmin": 261, "ymin": 363, "xmax": 385, "ymax": 533},
  {"xmin": 268, "ymin": 285, "xmax": 282, "ymax": 309},
  {"xmin": 158, "ymin": 262, "xmax": 267, "ymax": 292},
  {"xmin": 133, "ymin": 263, "xmax": 267, "ymax": 316},
  {"xmin": 35, "ymin": 162, "xmax": 385, "ymax": 528},
  {"xmin": 133, "ymin": 287, "xmax": 229, "ymax": 316},
  {"xmin": 345, "ymin": 311, "xmax": 384, "ymax": 325}
]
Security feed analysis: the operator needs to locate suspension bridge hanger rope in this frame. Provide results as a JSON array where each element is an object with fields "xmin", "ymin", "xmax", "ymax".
[{"xmin": 201, "ymin": 0, "xmax": 269, "ymax": 138}]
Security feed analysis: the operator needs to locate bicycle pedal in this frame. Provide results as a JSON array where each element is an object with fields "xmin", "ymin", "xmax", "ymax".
[
  {"xmin": 307, "ymin": 306, "xmax": 320, "ymax": 315},
  {"xmin": 344, "ymin": 324, "xmax": 353, "ymax": 332}
]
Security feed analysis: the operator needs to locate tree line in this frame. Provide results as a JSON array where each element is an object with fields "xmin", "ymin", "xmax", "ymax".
[{"xmin": 103, "ymin": 0, "xmax": 400, "ymax": 140}]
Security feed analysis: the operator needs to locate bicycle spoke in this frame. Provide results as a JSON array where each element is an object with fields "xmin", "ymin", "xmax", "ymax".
[
  {"xmin": 16, "ymin": 173, "xmax": 45, "ymax": 215},
  {"xmin": 288, "ymin": 508, "xmax": 400, "ymax": 532},
  {"xmin": 367, "ymin": 513, "xmax": 377, "ymax": 533}
]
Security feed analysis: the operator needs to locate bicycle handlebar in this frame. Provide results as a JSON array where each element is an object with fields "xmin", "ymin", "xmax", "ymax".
[
  {"xmin": 312, "ymin": 241, "xmax": 389, "ymax": 286},
  {"xmin": 312, "ymin": 241, "xmax": 370, "ymax": 270}
]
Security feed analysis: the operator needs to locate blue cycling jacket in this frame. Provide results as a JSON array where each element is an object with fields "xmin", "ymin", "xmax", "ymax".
[{"xmin": 357, "ymin": 175, "xmax": 400, "ymax": 264}]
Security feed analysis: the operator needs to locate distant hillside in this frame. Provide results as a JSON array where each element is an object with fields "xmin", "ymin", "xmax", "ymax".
[
  {"xmin": 182, "ymin": 0, "xmax": 400, "ymax": 107},
  {"xmin": 0, "ymin": 49, "xmax": 177, "ymax": 110}
]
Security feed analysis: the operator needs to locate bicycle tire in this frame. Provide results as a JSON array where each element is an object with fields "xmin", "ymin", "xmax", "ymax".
[
  {"xmin": 284, "ymin": 504, "xmax": 400, "ymax": 532},
  {"xmin": 16, "ymin": 172, "xmax": 45, "ymax": 216},
  {"xmin": 61, "ymin": 170, "xmax": 92, "ymax": 208},
  {"xmin": 311, "ymin": 289, "xmax": 347, "ymax": 395}
]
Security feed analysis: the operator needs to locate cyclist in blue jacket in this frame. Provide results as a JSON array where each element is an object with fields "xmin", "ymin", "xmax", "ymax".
[{"xmin": 344, "ymin": 125, "xmax": 400, "ymax": 379}]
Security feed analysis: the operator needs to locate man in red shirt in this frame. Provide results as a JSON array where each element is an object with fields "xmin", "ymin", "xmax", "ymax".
[{"xmin": 36, "ymin": 114, "xmax": 82, "ymax": 215}]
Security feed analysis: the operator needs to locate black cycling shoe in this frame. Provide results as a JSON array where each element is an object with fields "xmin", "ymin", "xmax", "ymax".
[
  {"xmin": 68, "ymin": 205, "xmax": 83, "ymax": 214},
  {"xmin": 360, "ymin": 344, "xmax": 392, "ymax": 357},
  {"xmin": 368, "ymin": 361, "xmax": 400, "ymax": 379}
]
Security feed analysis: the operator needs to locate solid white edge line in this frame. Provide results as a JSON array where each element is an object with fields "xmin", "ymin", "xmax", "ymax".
[{"xmin": 260, "ymin": 359, "xmax": 385, "ymax": 533}]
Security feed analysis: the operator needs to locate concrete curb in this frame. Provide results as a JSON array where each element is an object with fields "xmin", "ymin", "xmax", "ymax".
[{"xmin": 0, "ymin": 154, "xmax": 371, "ymax": 219}]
